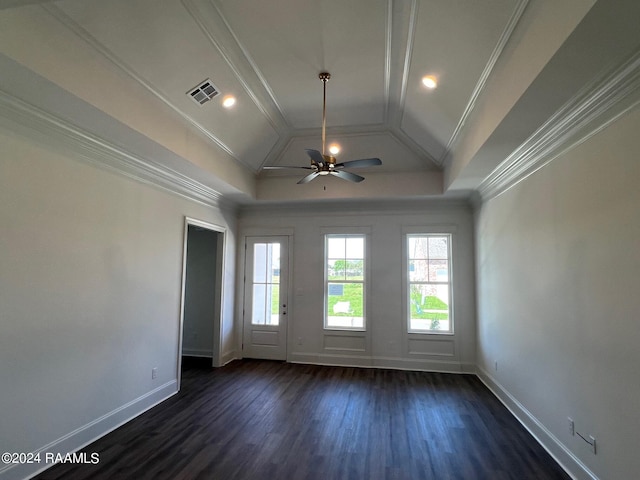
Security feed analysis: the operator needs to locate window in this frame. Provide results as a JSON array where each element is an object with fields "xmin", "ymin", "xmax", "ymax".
[
  {"xmin": 407, "ymin": 234, "xmax": 452, "ymax": 333},
  {"xmin": 325, "ymin": 235, "xmax": 365, "ymax": 329}
]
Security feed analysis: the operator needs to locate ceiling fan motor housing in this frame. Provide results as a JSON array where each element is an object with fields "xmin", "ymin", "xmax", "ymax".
[
  {"xmin": 318, "ymin": 155, "xmax": 337, "ymax": 168},
  {"xmin": 311, "ymin": 155, "xmax": 337, "ymax": 171}
]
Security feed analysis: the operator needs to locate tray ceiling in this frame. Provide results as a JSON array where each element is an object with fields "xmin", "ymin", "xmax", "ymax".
[
  {"xmin": 43, "ymin": 0, "xmax": 524, "ymax": 174},
  {"xmin": 1, "ymin": 0, "xmax": 638, "ymax": 204}
]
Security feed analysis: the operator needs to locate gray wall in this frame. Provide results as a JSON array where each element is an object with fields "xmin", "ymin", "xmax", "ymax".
[
  {"xmin": 475, "ymin": 105, "xmax": 640, "ymax": 479},
  {"xmin": 0, "ymin": 125, "xmax": 237, "ymax": 480},
  {"xmin": 182, "ymin": 226, "xmax": 218, "ymax": 358}
]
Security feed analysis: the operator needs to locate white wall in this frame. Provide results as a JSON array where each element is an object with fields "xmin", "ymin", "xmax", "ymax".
[
  {"xmin": 0, "ymin": 125, "xmax": 237, "ymax": 480},
  {"xmin": 475, "ymin": 105, "xmax": 640, "ymax": 480},
  {"xmin": 239, "ymin": 202, "xmax": 476, "ymax": 372}
]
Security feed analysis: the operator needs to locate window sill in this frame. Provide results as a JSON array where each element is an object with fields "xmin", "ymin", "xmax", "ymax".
[{"xmin": 408, "ymin": 330, "xmax": 455, "ymax": 336}]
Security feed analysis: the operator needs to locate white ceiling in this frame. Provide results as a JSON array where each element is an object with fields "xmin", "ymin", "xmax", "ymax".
[{"xmin": 1, "ymin": 0, "xmax": 639, "ymax": 205}]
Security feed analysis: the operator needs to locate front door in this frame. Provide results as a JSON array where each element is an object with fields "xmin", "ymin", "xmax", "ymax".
[{"xmin": 242, "ymin": 236, "xmax": 289, "ymax": 360}]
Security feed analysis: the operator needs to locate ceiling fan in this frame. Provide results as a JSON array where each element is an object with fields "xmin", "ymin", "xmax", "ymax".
[{"xmin": 263, "ymin": 72, "xmax": 382, "ymax": 184}]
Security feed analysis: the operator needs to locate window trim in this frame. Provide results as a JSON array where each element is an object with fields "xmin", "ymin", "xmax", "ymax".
[
  {"xmin": 402, "ymin": 226, "xmax": 455, "ymax": 335},
  {"xmin": 322, "ymin": 230, "xmax": 369, "ymax": 331}
]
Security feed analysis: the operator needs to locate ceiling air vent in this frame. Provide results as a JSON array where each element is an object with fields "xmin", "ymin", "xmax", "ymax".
[{"xmin": 187, "ymin": 79, "xmax": 219, "ymax": 106}]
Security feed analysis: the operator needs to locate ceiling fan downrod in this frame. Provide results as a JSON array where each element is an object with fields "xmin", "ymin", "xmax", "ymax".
[{"xmin": 319, "ymin": 72, "xmax": 331, "ymax": 156}]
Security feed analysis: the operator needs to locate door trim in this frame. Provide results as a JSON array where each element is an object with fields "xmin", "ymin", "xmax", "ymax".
[
  {"xmin": 177, "ymin": 217, "xmax": 226, "ymax": 390},
  {"xmin": 241, "ymin": 233, "xmax": 293, "ymax": 361}
]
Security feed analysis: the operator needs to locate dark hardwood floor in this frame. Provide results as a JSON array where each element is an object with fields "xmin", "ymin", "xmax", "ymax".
[{"xmin": 34, "ymin": 359, "xmax": 569, "ymax": 480}]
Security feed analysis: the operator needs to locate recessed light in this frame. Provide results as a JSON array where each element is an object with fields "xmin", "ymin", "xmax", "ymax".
[
  {"xmin": 328, "ymin": 144, "xmax": 340, "ymax": 155},
  {"xmin": 421, "ymin": 75, "xmax": 437, "ymax": 89},
  {"xmin": 222, "ymin": 95, "xmax": 236, "ymax": 108}
]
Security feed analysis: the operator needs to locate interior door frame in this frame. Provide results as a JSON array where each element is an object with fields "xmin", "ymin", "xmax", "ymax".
[
  {"xmin": 239, "ymin": 228, "xmax": 294, "ymax": 361},
  {"xmin": 177, "ymin": 217, "xmax": 226, "ymax": 390}
]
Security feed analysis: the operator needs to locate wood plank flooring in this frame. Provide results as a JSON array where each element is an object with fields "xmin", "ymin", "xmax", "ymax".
[{"xmin": 34, "ymin": 359, "xmax": 570, "ymax": 480}]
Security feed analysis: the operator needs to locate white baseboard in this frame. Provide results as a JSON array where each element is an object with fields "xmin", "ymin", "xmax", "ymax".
[
  {"xmin": 289, "ymin": 352, "xmax": 475, "ymax": 373},
  {"xmin": 181, "ymin": 348, "xmax": 213, "ymax": 358},
  {"xmin": 476, "ymin": 366, "xmax": 598, "ymax": 480},
  {"xmin": 220, "ymin": 350, "xmax": 237, "ymax": 367},
  {"xmin": 0, "ymin": 380, "xmax": 177, "ymax": 480}
]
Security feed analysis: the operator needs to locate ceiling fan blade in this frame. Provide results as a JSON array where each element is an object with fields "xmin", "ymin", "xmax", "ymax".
[
  {"xmin": 334, "ymin": 158, "xmax": 382, "ymax": 169},
  {"xmin": 297, "ymin": 172, "xmax": 320, "ymax": 184},
  {"xmin": 263, "ymin": 165, "xmax": 314, "ymax": 170},
  {"xmin": 305, "ymin": 149, "xmax": 325, "ymax": 166},
  {"xmin": 330, "ymin": 170, "xmax": 365, "ymax": 183}
]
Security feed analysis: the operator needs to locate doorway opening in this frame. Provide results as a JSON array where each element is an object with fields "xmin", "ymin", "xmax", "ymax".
[{"xmin": 178, "ymin": 218, "xmax": 225, "ymax": 389}]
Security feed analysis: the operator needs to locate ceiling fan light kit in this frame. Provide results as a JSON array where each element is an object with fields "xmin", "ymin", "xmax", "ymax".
[{"xmin": 263, "ymin": 72, "xmax": 382, "ymax": 184}]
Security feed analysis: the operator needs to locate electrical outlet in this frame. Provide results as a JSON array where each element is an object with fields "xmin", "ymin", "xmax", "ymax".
[
  {"xmin": 494, "ymin": 361, "xmax": 498, "ymax": 371},
  {"xmin": 567, "ymin": 417, "xmax": 574, "ymax": 436},
  {"xmin": 151, "ymin": 367, "xmax": 157, "ymax": 380},
  {"xmin": 297, "ymin": 337, "xmax": 303, "ymax": 345},
  {"xmin": 589, "ymin": 435, "xmax": 596, "ymax": 455}
]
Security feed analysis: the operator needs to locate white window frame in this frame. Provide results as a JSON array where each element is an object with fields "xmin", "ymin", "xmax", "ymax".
[
  {"xmin": 403, "ymin": 227, "xmax": 455, "ymax": 335},
  {"xmin": 323, "ymin": 231, "xmax": 369, "ymax": 331}
]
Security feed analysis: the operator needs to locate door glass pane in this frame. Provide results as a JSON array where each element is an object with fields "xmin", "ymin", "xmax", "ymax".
[
  {"xmin": 269, "ymin": 244, "xmax": 281, "ymax": 284},
  {"xmin": 252, "ymin": 284, "xmax": 266, "ymax": 325},
  {"xmin": 269, "ymin": 283, "xmax": 280, "ymax": 325},
  {"xmin": 251, "ymin": 242, "xmax": 280, "ymax": 326},
  {"xmin": 253, "ymin": 243, "xmax": 267, "ymax": 283}
]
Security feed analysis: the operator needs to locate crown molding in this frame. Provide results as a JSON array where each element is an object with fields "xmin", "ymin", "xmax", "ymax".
[
  {"xmin": 438, "ymin": 0, "xmax": 530, "ymax": 166},
  {"xmin": 381, "ymin": 0, "xmax": 418, "ymax": 138},
  {"xmin": 183, "ymin": 0, "xmax": 289, "ymax": 133},
  {"xmin": 387, "ymin": 0, "xmax": 528, "ymax": 169},
  {"xmin": 389, "ymin": 124, "xmax": 440, "ymax": 168},
  {"xmin": 0, "ymin": 90, "xmax": 236, "ymax": 211},
  {"xmin": 257, "ymin": 132, "xmax": 295, "ymax": 171},
  {"xmin": 388, "ymin": 0, "xmax": 530, "ymax": 170},
  {"xmin": 383, "ymin": 0, "xmax": 393, "ymax": 124},
  {"xmin": 41, "ymin": 2, "xmax": 261, "ymax": 172},
  {"xmin": 478, "ymin": 48, "xmax": 640, "ymax": 201},
  {"xmin": 383, "ymin": 0, "xmax": 420, "ymax": 145},
  {"xmin": 396, "ymin": 0, "xmax": 418, "ymax": 128}
]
